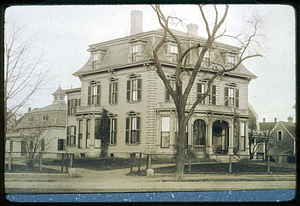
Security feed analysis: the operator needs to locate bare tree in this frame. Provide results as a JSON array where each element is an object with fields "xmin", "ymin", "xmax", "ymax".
[
  {"xmin": 151, "ymin": 4, "xmax": 262, "ymax": 180},
  {"xmin": 19, "ymin": 124, "xmax": 51, "ymax": 169},
  {"xmin": 4, "ymin": 23, "xmax": 50, "ymax": 146}
]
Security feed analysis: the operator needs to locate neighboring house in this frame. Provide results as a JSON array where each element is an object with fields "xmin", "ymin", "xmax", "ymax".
[
  {"xmin": 7, "ymin": 86, "xmax": 67, "ymax": 158},
  {"xmin": 259, "ymin": 117, "xmax": 296, "ymax": 163},
  {"xmin": 65, "ymin": 10, "xmax": 257, "ymax": 159}
]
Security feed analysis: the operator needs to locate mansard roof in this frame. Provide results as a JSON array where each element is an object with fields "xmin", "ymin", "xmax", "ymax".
[{"xmin": 73, "ymin": 28, "xmax": 257, "ymax": 79}]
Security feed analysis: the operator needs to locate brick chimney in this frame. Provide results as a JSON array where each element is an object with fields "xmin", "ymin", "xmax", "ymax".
[
  {"xmin": 130, "ymin": 10, "xmax": 143, "ymax": 35},
  {"xmin": 187, "ymin": 23, "xmax": 199, "ymax": 36},
  {"xmin": 274, "ymin": 118, "xmax": 277, "ymax": 122},
  {"xmin": 287, "ymin": 116, "xmax": 293, "ymax": 123},
  {"xmin": 263, "ymin": 118, "xmax": 265, "ymax": 123}
]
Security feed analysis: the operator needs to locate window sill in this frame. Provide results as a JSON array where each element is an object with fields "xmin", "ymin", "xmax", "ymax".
[
  {"xmin": 126, "ymin": 143, "xmax": 140, "ymax": 146},
  {"xmin": 127, "ymin": 100, "xmax": 141, "ymax": 104},
  {"xmin": 109, "ymin": 103, "xmax": 118, "ymax": 106}
]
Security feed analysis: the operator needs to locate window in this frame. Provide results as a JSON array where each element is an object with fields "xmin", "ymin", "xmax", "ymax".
[
  {"xmin": 88, "ymin": 84, "xmax": 101, "ymax": 106},
  {"xmin": 193, "ymin": 119, "xmax": 206, "ymax": 146},
  {"xmin": 224, "ymin": 85, "xmax": 239, "ymax": 108},
  {"xmin": 110, "ymin": 118, "xmax": 117, "ymax": 145},
  {"xmin": 161, "ymin": 117, "xmax": 170, "ymax": 148},
  {"xmin": 208, "ymin": 85, "xmax": 216, "ymax": 105},
  {"xmin": 228, "ymin": 56, "xmax": 235, "ymax": 67},
  {"xmin": 197, "ymin": 83, "xmax": 206, "ymax": 104},
  {"xmin": 277, "ymin": 130, "xmax": 283, "ymax": 141},
  {"xmin": 204, "ymin": 51, "xmax": 210, "ymax": 66},
  {"xmin": 170, "ymin": 45, "xmax": 178, "ymax": 62},
  {"xmin": 125, "ymin": 113, "xmax": 141, "ymax": 144},
  {"xmin": 41, "ymin": 139, "xmax": 45, "ymax": 151},
  {"xmin": 240, "ymin": 122, "xmax": 245, "ymax": 151},
  {"xmin": 165, "ymin": 79, "xmax": 175, "ymax": 101},
  {"xmin": 78, "ymin": 120, "xmax": 83, "ymax": 148},
  {"xmin": 42, "ymin": 115, "xmax": 48, "ymax": 122},
  {"xmin": 28, "ymin": 117, "xmax": 33, "ymax": 123},
  {"xmin": 92, "ymin": 53, "xmax": 98, "ymax": 69},
  {"xmin": 95, "ymin": 119, "xmax": 101, "ymax": 148},
  {"xmin": 127, "ymin": 77, "xmax": 141, "ymax": 102},
  {"xmin": 58, "ymin": 139, "xmax": 65, "ymax": 151},
  {"xmin": 132, "ymin": 44, "xmax": 138, "ymax": 61},
  {"xmin": 109, "ymin": 80, "xmax": 118, "ymax": 104},
  {"xmin": 67, "ymin": 126, "xmax": 76, "ymax": 146},
  {"xmin": 86, "ymin": 119, "xmax": 90, "ymax": 148}
]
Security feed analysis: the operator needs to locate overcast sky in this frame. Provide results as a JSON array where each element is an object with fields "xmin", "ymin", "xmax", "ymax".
[{"xmin": 5, "ymin": 4, "xmax": 296, "ymax": 123}]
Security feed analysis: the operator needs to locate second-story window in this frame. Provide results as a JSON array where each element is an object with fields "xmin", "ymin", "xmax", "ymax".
[
  {"xmin": 127, "ymin": 75, "xmax": 141, "ymax": 103},
  {"xmin": 88, "ymin": 83, "xmax": 101, "ymax": 106},
  {"xmin": 224, "ymin": 84, "xmax": 239, "ymax": 108},
  {"xmin": 170, "ymin": 45, "xmax": 178, "ymax": 62},
  {"xmin": 109, "ymin": 79, "xmax": 118, "ymax": 105},
  {"xmin": 165, "ymin": 79, "xmax": 176, "ymax": 102},
  {"xmin": 197, "ymin": 83, "xmax": 206, "ymax": 104}
]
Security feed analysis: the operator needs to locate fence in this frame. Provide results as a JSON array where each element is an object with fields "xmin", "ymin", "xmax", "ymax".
[
  {"xmin": 129, "ymin": 153, "xmax": 296, "ymax": 174},
  {"xmin": 5, "ymin": 152, "xmax": 75, "ymax": 173}
]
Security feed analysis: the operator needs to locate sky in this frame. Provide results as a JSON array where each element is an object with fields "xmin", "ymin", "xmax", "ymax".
[{"xmin": 4, "ymin": 4, "xmax": 296, "ymax": 123}]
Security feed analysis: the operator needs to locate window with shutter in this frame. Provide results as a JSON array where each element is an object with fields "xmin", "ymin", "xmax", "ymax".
[
  {"xmin": 125, "ymin": 113, "xmax": 141, "ymax": 144},
  {"xmin": 224, "ymin": 87, "xmax": 229, "ymax": 106},
  {"xmin": 66, "ymin": 126, "xmax": 70, "ymax": 146},
  {"xmin": 211, "ymin": 85, "xmax": 216, "ymax": 105},
  {"xmin": 67, "ymin": 100, "xmax": 71, "ymax": 116},
  {"xmin": 165, "ymin": 80, "xmax": 175, "ymax": 102},
  {"xmin": 88, "ymin": 86, "xmax": 91, "ymax": 105},
  {"xmin": 224, "ymin": 85, "xmax": 239, "ymax": 108},
  {"xmin": 109, "ymin": 81, "xmax": 118, "ymax": 105},
  {"xmin": 78, "ymin": 120, "xmax": 83, "ymax": 148},
  {"xmin": 127, "ymin": 76, "xmax": 141, "ymax": 103},
  {"xmin": 197, "ymin": 83, "xmax": 205, "ymax": 104},
  {"xmin": 110, "ymin": 118, "xmax": 117, "ymax": 145}
]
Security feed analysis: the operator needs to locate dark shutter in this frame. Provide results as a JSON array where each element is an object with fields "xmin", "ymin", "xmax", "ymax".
[
  {"xmin": 115, "ymin": 82, "xmax": 118, "ymax": 103},
  {"xmin": 165, "ymin": 80, "xmax": 170, "ymax": 101},
  {"xmin": 224, "ymin": 87, "xmax": 229, "ymax": 106},
  {"xmin": 67, "ymin": 100, "xmax": 70, "ymax": 116},
  {"xmin": 126, "ymin": 80, "xmax": 131, "ymax": 102},
  {"xmin": 78, "ymin": 98, "xmax": 81, "ymax": 106},
  {"xmin": 137, "ymin": 79, "xmax": 142, "ymax": 100},
  {"xmin": 125, "ymin": 117, "xmax": 129, "ymax": 143},
  {"xmin": 97, "ymin": 85, "xmax": 101, "ymax": 105},
  {"xmin": 66, "ymin": 126, "xmax": 69, "ymax": 146},
  {"xmin": 115, "ymin": 118, "xmax": 117, "ymax": 144},
  {"xmin": 109, "ymin": 82, "xmax": 112, "ymax": 104},
  {"xmin": 136, "ymin": 116, "xmax": 140, "ymax": 143},
  {"xmin": 235, "ymin": 89, "xmax": 239, "ymax": 108},
  {"xmin": 212, "ymin": 85, "xmax": 216, "ymax": 105},
  {"xmin": 88, "ymin": 86, "xmax": 91, "ymax": 105}
]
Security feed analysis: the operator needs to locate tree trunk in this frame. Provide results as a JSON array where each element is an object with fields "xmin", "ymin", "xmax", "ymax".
[{"xmin": 174, "ymin": 116, "xmax": 186, "ymax": 180}]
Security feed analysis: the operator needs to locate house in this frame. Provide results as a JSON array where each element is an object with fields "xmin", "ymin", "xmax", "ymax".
[
  {"xmin": 259, "ymin": 117, "xmax": 296, "ymax": 163},
  {"xmin": 7, "ymin": 86, "xmax": 67, "ymax": 159},
  {"xmin": 65, "ymin": 10, "xmax": 257, "ymax": 159}
]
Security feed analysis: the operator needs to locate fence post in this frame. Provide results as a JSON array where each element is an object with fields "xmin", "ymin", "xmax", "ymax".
[
  {"xmin": 39, "ymin": 153, "xmax": 43, "ymax": 172},
  {"xmin": 188, "ymin": 154, "xmax": 192, "ymax": 173},
  {"xmin": 70, "ymin": 154, "xmax": 73, "ymax": 168},
  {"xmin": 148, "ymin": 154, "xmax": 152, "ymax": 169},
  {"xmin": 8, "ymin": 152, "xmax": 12, "ymax": 172},
  {"xmin": 229, "ymin": 155, "xmax": 232, "ymax": 173},
  {"xmin": 66, "ymin": 154, "xmax": 69, "ymax": 173},
  {"xmin": 138, "ymin": 153, "xmax": 142, "ymax": 172},
  {"xmin": 267, "ymin": 155, "xmax": 270, "ymax": 173},
  {"xmin": 61, "ymin": 154, "xmax": 64, "ymax": 172}
]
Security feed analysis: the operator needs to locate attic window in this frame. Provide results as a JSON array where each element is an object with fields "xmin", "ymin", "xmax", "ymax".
[
  {"xmin": 28, "ymin": 117, "xmax": 33, "ymax": 123},
  {"xmin": 228, "ymin": 56, "xmax": 235, "ymax": 67},
  {"xmin": 42, "ymin": 115, "xmax": 48, "ymax": 122},
  {"xmin": 91, "ymin": 50, "xmax": 106, "ymax": 69}
]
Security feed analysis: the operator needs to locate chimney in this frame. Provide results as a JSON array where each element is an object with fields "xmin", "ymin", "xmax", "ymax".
[
  {"xmin": 263, "ymin": 118, "xmax": 265, "ymax": 123},
  {"xmin": 28, "ymin": 107, "xmax": 31, "ymax": 112},
  {"xmin": 187, "ymin": 23, "xmax": 199, "ymax": 36},
  {"xmin": 130, "ymin": 10, "xmax": 143, "ymax": 35},
  {"xmin": 287, "ymin": 116, "xmax": 293, "ymax": 123},
  {"xmin": 274, "ymin": 118, "xmax": 277, "ymax": 122}
]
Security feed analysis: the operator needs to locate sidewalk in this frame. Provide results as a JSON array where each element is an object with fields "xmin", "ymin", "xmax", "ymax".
[{"xmin": 5, "ymin": 164, "xmax": 297, "ymax": 193}]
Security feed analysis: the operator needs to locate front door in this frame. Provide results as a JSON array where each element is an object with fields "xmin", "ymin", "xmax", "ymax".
[{"xmin": 212, "ymin": 120, "xmax": 229, "ymax": 154}]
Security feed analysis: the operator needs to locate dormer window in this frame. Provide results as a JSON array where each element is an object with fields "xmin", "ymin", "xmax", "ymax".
[
  {"xmin": 92, "ymin": 53, "xmax": 98, "ymax": 69},
  {"xmin": 228, "ymin": 56, "xmax": 235, "ymax": 67},
  {"xmin": 91, "ymin": 50, "xmax": 106, "ymax": 69},
  {"xmin": 42, "ymin": 115, "xmax": 48, "ymax": 122},
  {"xmin": 132, "ymin": 44, "xmax": 139, "ymax": 62},
  {"xmin": 28, "ymin": 117, "xmax": 33, "ymax": 123}
]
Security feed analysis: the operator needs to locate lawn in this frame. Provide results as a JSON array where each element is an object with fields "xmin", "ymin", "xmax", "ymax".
[{"xmin": 4, "ymin": 164, "xmax": 62, "ymax": 173}]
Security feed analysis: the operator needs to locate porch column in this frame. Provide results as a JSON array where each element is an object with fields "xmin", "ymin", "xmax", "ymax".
[
  {"xmin": 245, "ymin": 121, "xmax": 249, "ymax": 151},
  {"xmin": 228, "ymin": 120, "xmax": 234, "ymax": 155},
  {"xmin": 82, "ymin": 119, "xmax": 87, "ymax": 148},
  {"xmin": 207, "ymin": 121, "xmax": 213, "ymax": 155},
  {"xmin": 89, "ymin": 118, "xmax": 95, "ymax": 149}
]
